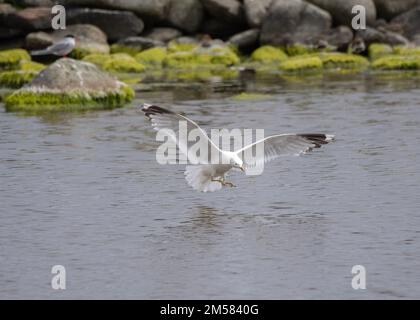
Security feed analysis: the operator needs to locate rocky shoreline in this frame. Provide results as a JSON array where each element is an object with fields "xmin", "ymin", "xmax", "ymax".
[{"xmin": 1, "ymin": 0, "xmax": 420, "ymax": 112}]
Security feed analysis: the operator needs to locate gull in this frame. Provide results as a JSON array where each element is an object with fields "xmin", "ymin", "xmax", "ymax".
[
  {"xmin": 142, "ymin": 104, "xmax": 335, "ymax": 192},
  {"xmin": 30, "ymin": 34, "xmax": 76, "ymax": 57}
]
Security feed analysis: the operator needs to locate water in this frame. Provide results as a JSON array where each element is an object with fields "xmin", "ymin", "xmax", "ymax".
[{"xmin": 1, "ymin": 73, "xmax": 420, "ymax": 299}]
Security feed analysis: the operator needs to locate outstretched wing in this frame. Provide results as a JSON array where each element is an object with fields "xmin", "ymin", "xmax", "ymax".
[
  {"xmin": 235, "ymin": 133, "xmax": 334, "ymax": 170},
  {"xmin": 142, "ymin": 105, "xmax": 223, "ymax": 164}
]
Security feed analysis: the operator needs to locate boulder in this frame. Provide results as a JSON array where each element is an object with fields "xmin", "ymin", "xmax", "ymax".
[
  {"xmin": 144, "ymin": 27, "xmax": 182, "ymax": 43},
  {"xmin": 4, "ymin": 58, "xmax": 134, "ymax": 112},
  {"xmin": 391, "ymin": 7, "xmax": 420, "ymax": 41},
  {"xmin": 201, "ymin": 0, "xmax": 246, "ymax": 24},
  {"xmin": 307, "ymin": 0, "xmax": 376, "ymax": 26},
  {"xmin": 114, "ymin": 37, "xmax": 165, "ymax": 52},
  {"xmin": 228, "ymin": 29, "xmax": 260, "ymax": 52},
  {"xmin": 59, "ymin": 0, "xmax": 170, "ymax": 20},
  {"xmin": 260, "ymin": 0, "xmax": 332, "ymax": 46},
  {"xmin": 167, "ymin": 0, "xmax": 203, "ymax": 33},
  {"xmin": 67, "ymin": 8, "xmax": 144, "ymax": 42},
  {"xmin": 374, "ymin": 0, "xmax": 420, "ymax": 20},
  {"xmin": 25, "ymin": 24, "xmax": 110, "ymax": 57},
  {"xmin": 4, "ymin": 6, "xmax": 52, "ymax": 30},
  {"xmin": 243, "ymin": 0, "xmax": 272, "ymax": 27},
  {"xmin": 12, "ymin": 0, "xmax": 54, "ymax": 7},
  {"xmin": 201, "ymin": 18, "xmax": 244, "ymax": 39},
  {"xmin": 324, "ymin": 26, "xmax": 353, "ymax": 51}
]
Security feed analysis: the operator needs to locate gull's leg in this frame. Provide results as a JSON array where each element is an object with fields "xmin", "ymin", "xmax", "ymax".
[{"xmin": 211, "ymin": 177, "xmax": 235, "ymax": 188}]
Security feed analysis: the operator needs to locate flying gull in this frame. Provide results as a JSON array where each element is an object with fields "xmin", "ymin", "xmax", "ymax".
[{"xmin": 142, "ymin": 105, "xmax": 335, "ymax": 192}]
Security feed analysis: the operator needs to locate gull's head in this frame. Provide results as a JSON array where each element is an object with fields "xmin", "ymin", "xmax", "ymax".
[{"xmin": 230, "ymin": 154, "xmax": 244, "ymax": 172}]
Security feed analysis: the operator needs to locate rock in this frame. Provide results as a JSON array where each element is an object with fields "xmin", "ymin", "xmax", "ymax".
[
  {"xmin": 260, "ymin": 0, "xmax": 332, "ymax": 46},
  {"xmin": 4, "ymin": 58, "xmax": 134, "ymax": 112},
  {"xmin": 228, "ymin": 29, "xmax": 259, "ymax": 52},
  {"xmin": 135, "ymin": 47, "xmax": 168, "ymax": 66},
  {"xmin": 251, "ymin": 45, "xmax": 288, "ymax": 63},
  {"xmin": 13, "ymin": 0, "xmax": 54, "ymax": 7},
  {"xmin": 356, "ymin": 25, "xmax": 409, "ymax": 46},
  {"xmin": 279, "ymin": 55, "xmax": 323, "ymax": 72},
  {"xmin": 0, "ymin": 49, "xmax": 31, "ymax": 71},
  {"xmin": 60, "ymin": 0, "xmax": 170, "ymax": 21},
  {"xmin": 0, "ymin": 27, "xmax": 24, "ymax": 40},
  {"xmin": 0, "ymin": 3, "xmax": 16, "ymax": 22},
  {"xmin": 0, "ymin": 60, "xmax": 45, "ymax": 88},
  {"xmin": 25, "ymin": 24, "xmax": 110, "ymax": 57},
  {"xmin": 144, "ymin": 27, "xmax": 182, "ymax": 43},
  {"xmin": 82, "ymin": 53, "xmax": 145, "ymax": 73},
  {"xmin": 325, "ymin": 26, "xmax": 353, "ymax": 51},
  {"xmin": 392, "ymin": 7, "xmax": 420, "ymax": 42},
  {"xmin": 67, "ymin": 8, "xmax": 144, "ymax": 42},
  {"xmin": 114, "ymin": 36, "xmax": 165, "ymax": 53},
  {"xmin": 201, "ymin": 18, "xmax": 244, "ymax": 39},
  {"xmin": 307, "ymin": 0, "xmax": 376, "ymax": 26},
  {"xmin": 167, "ymin": 0, "xmax": 203, "ymax": 33},
  {"xmin": 4, "ymin": 7, "xmax": 52, "ymax": 30},
  {"xmin": 243, "ymin": 0, "xmax": 272, "ymax": 27},
  {"xmin": 201, "ymin": 0, "xmax": 245, "ymax": 24},
  {"xmin": 372, "ymin": 55, "xmax": 420, "ymax": 70},
  {"xmin": 374, "ymin": 0, "xmax": 420, "ymax": 20}
]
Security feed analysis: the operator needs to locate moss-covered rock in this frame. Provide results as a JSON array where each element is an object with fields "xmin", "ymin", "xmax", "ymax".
[
  {"xmin": 83, "ymin": 53, "xmax": 146, "ymax": 73},
  {"xmin": 285, "ymin": 45, "xmax": 319, "ymax": 57},
  {"xmin": 372, "ymin": 55, "xmax": 420, "ymax": 70},
  {"xmin": 393, "ymin": 46, "xmax": 420, "ymax": 56},
  {"xmin": 0, "ymin": 71, "xmax": 38, "ymax": 88},
  {"xmin": 0, "ymin": 49, "xmax": 31, "ymax": 71},
  {"xmin": 251, "ymin": 46, "xmax": 288, "ymax": 63},
  {"xmin": 4, "ymin": 58, "xmax": 135, "ymax": 113},
  {"xmin": 369, "ymin": 44, "xmax": 393, "ymax": 60},
  {"xmin": 318, "ymin": 53, "xmax": 369, "ymax": 70},
  {"xmin": 0, "ymin": 60, "xmax": 46, "ymax": 88},
  {"xmin": 110, "ymin": 44, "xmax": 143, "ymax": 56},
  {"xmin": 163, "ymin": 47, "xmax": 240, "ymax": 69},
  {"xmin": 231, "ymin": 92, "xmax": 271, "ymax": 101},
  {"xmin": 279, "ymin": 56, "xmax": 323, "ymax": 72},
  {"xmin": 167, "ymin": 40, "xmax": 198, "ymax": 53},
  {"xmin": 135, "ymin": 47, "xmax": 167, "ymax": 66}
]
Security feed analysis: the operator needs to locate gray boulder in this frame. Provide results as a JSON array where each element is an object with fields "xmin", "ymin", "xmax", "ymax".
[
  {"xmin": 116, "ymin": 36, "xmax": 165, "ymax": 51},
  {"xmin": 307, "ymin": 0, "xmax": 376, "ymax": 26},
  {"xmin": 356, "ymin": 26, "xmax": 409, "ymax": 47},
  {"xmin": 67, "ymin": 8, "xmax": 144, "ymax": 42},
  {"xmin": 4, "ymin": 6, "xmax": 51, "ymax": 30},
  {"xmin": 201, "ymin": 0, "xmax": 245, "ymax": 24},
  {"xmin": 391, "ymin": 6, "xmax": 420, "ymax": 41},
  {"xmin": 325, "ymin": 26, "xmax": 354, "ymax": 51},
  {"xmin": 243, "ymin": 0, "xmax": 272, "ymax": 27},
  {"xmin": 25, "ymin": 24, "xmax": 110, "ymax": 54},
  {"xmin": 5, "ymin": 58, "xmax": 134, "ymax": 112},
  {"xmin": 167, "ymin": 0, "xmax": 203, "ymax": 33},
  {"xmin": 201, "ymin": 18, "xmax": 244, "ymax": 39},
  {"xmin": 374, "ymin": 0, "xmax": 420, "ymax": 20},
  {"xmin": 59, "ymin": 0, "xmax": 170, "ymax": 20},
  {"xmin": 260, "ymin": 0, "xmax": 332, "ymax": 46},
  {"xmin": 144, "ymin": 27, "xmax": 182, "ymax": 43},
  {"xmin": 228, "ymin": 29, "xmax": 260, "ymax": 52}
]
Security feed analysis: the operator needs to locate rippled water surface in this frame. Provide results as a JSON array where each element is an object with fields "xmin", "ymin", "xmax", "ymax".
[{"xmin": 1, "ymin": 74, "xmax": 420, "ymax": 299}]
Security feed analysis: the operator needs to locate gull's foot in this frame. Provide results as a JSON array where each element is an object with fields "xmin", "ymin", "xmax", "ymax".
[{"xmin": 223, "ymin": 181, "xmax": 236, "ymax": 188}]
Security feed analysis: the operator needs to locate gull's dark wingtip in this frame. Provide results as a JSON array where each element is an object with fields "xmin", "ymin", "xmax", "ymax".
[
  {"xmin": 298, "ymin": 133, "xmax": 335, "ymax": 148},
  {"xmin": 141, "ymin": 104, "xmax": 175, "ymax": 118}
]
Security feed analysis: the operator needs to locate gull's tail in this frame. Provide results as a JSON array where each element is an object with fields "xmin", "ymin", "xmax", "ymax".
[
  {"xmin": 184, "ymin": 165, "xmax": 222, "ymax": 193},
  {"xmin": 30, "ymin": 49, "xmax": 50, "ymax": 56}
]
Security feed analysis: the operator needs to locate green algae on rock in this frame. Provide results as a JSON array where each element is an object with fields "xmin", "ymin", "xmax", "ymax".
[
  {"xmin": 135, "ymin": 47, "xmax": 168, "ymax": 66},
  {"xmin": 0, "ymin": 49, "xmax": 31, "ymax": 71},
  {"xmin": 110, "ymin": 44, "xmax": 143, "ymax": 56},
  {"xmin": 231, "ymin": 92, "xmax": 271, "ymax": 101},
  {"xmin": 369, "ymin": 44, "xmax": 393, "ymax": 60},
  {"xmin": 372, "ymin": 55, "xmax": 420, "ymax": 70},
  {"xmin": 5, "ymin": 58, "xmax": 134, "ymax": 113},
  {"xmin": 83, "ymin": 53, "xmax": 146, "ymax": 73},
  {"xmin": 251, "ymin": 46, "xmax": 288, "ymax": 63},
  {"xmin": 318, "ymin": 53, "xmax": 369, "ymax": 70},
  {"xmin": 279, "ymin": 56, "xmax": 323, "ymax": 72},
  {"xmin": 0, "ymin": 60, "xmax": 46, "ymax": 88}
]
